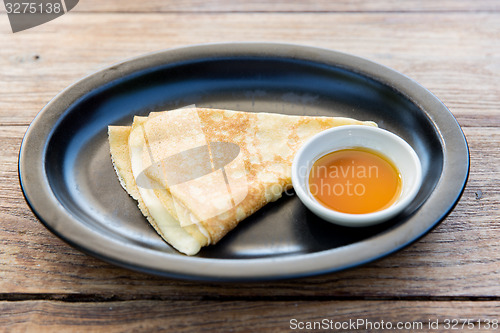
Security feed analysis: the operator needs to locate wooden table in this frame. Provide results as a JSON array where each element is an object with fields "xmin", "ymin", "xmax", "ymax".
[{"xmin": 1, "ymin": 1, "xmax": 499, "ymax": 331}]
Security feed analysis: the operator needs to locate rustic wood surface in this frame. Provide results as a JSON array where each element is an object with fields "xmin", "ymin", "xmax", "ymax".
[{"xmin": 1, "ymin": 0, "xmax": 499, "ymax": 331}]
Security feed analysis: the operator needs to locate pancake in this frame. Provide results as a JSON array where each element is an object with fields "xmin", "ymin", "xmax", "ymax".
[{"xmin": 108, "ymin": 107, "xmax": 377, "ymax": 255}]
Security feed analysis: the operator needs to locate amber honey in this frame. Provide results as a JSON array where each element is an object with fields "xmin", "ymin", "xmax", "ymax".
[{"xmin": 308, "ymin": 147, "xmax": 402, "ymax": 214}]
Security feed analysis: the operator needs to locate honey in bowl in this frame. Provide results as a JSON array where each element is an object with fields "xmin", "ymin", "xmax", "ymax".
[{"xmin": 308, "ymin": 147, "xmax": 402, "ymax": 214}]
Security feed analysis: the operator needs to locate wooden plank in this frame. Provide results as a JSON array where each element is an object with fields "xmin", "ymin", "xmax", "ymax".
[
  {"xmin": 73, "ymin": 0, "xmax": 500, "ymax": 13},
  {"xmin": 0, "ymin": 0, "xmax": 498, "ymax": 13},
  {"xmin": 0, "ymin": 12, "xmax": 499, "ymax": 126},
  {"xmin": 3, "ymin": 126, "xmax": 499, "ymax": 297},
  {"xmin": 0, "ymin": 300, "xmax": 499, "ymax": 332}
]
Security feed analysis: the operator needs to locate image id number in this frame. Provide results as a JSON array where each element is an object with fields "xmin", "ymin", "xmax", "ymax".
[
  {"xmin": 5, "ymin": 2, "xmax": 62, "ymax": 14},
  {"xmin": 443, "ymin": 318, "xmax": 499, "ymax": 330}
]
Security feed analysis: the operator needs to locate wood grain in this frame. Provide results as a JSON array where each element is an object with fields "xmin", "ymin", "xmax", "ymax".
[
  {"xmin": 72, "ymin": 0, "xmax": 500, "ymax": 13},
  {"xmin": 2, "ymin": 126, "xmax": 498, "ymax": 297},
  {"xmin": 0, "ymin": 12, "xmax": 499, "ymax": 126},
  {"xmin": 0, "ymin": 300, "xmax": 499, "ymax": 332},
  {"xmin": 0, "ymin": 0, "xmax": 498, "ymax": 14},
  {"xmin": 1, "ymin": 1, "xmax": 499, "ymax": 331}
]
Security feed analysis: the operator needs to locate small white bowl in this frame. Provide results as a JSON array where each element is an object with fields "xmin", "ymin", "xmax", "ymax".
[{"xmin": 292, "ymin": 125, "xmax": 422, "ymax": 227}]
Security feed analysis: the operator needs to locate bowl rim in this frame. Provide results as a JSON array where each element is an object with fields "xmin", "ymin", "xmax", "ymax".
[{"xmin": 292, "ymin": 125, "xmax": 423, "ymax": 226}]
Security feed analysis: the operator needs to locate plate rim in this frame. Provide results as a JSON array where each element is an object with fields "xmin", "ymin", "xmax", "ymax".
[{"xmin": 18, "ymin": 42, "xmax": 470, "ymax": 281}]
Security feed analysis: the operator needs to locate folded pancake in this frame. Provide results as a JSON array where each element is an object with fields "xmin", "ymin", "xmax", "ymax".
[{"xmin": 108, "ymin": 107, "xmax": 376, "ymax": 255}]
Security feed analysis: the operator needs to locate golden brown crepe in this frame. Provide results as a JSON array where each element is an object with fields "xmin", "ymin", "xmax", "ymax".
[{"xmin": 108, "ymin": 107, "xmax": 376, "ymax": 255}]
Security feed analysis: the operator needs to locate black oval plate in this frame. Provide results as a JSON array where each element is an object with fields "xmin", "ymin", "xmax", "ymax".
[{"xmin": 19, "ymin": 43, "xmax": 469, "ymax": 281}]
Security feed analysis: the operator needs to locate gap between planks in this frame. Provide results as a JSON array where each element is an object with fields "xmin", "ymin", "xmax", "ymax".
[{"xmin": 1, "ymin": 293, "xmax": 500, "ymax": 303}]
